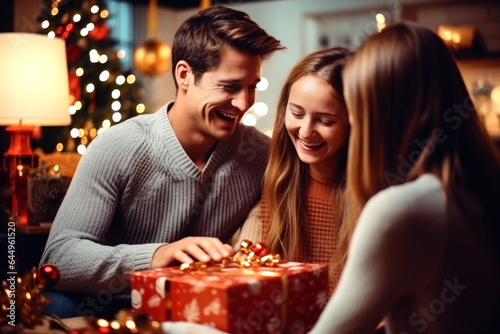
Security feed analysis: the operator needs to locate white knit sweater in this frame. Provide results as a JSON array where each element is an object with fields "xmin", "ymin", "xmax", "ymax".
[{"xmin": 40, "ymin": 102, "xmax": 269, "ymax": 293}]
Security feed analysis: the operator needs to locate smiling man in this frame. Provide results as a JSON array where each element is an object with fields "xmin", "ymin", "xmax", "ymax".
[{"xmin": 40, "ymin": 5, "xmax": 284, "ymax": 318}]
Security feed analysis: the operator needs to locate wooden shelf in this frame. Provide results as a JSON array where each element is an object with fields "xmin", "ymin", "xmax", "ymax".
[{"xmin": 16, "ymin": 222, "xmax": 52, "ymax": 235}]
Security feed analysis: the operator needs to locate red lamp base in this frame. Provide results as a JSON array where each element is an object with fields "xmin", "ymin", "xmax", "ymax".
[{"xmin": 5, "ymin": 125, "xmax": 38, "ymax": 224}]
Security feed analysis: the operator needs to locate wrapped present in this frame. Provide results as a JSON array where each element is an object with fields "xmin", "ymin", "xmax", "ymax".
[
  {"xmin": 130, "ymin": 267, "xmax": 185, "ymax": 322},
  {"xmin": 130, "ymin": 241, "xmax": 329, "ymax": 333}
]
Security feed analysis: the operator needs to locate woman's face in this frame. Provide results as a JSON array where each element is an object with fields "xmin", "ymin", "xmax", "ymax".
[{"xmin": 285, "ymin": 75, "xmax": 350, "ymax": 179}]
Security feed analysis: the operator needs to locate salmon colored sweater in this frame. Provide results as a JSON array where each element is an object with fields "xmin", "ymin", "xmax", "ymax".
[{"xmin": 261, "ymin": 171, "xmax": 342, "ymax": 295}]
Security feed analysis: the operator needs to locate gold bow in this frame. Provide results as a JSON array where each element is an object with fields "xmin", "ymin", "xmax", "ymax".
[{"xmin": 180, "ymin": 240, "xmax": 281, "ymax": 272}]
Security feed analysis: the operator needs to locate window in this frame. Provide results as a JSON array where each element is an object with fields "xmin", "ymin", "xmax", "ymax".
[{"xmin": 107, "ymin": 0, "xmax": 134, "ymax": 69}]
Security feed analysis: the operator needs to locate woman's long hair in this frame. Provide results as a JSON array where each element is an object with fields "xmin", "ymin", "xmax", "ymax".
[
  {"xmin": 264, "ymin": 47, "xmax": 355, "ymax": 269},
  {"xmin": 344, "ymin": 22, "xmax": 500, "ymax": 258}
]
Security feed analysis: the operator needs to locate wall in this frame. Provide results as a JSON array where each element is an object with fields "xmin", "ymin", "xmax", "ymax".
[
  {"xmin": 401, "ymin": 0, "xmax": 500, "ymax": 135},
  {"xmin": 13, "ymin": 0, "xmax": 43, "ymax": 34},
  {"xmin": 402, "ymin": 0, "xmax": 500, "ymax": 53}
]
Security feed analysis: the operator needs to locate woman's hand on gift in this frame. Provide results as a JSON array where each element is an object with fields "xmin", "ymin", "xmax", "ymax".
[{"xmin": 151, "ymin": 237, "xmax": 235, "ymax": 268}]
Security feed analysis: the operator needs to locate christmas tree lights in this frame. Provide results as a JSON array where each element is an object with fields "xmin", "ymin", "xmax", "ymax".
[{"xmin": 37, "ymin": 0, "xmax": 147, "ymax": 153}]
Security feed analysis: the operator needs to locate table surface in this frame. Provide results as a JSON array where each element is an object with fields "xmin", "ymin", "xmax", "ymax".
[{"xmin": 16, "ymin": 222, "xmax": 52, "ymax": 234}]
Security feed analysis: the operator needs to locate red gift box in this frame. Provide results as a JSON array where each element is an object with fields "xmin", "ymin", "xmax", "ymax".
[
  {"xmin": 130, "ymin": 262, "xmax": 329, "ymax": 333},
  {"xmin": 130, "ymin": 267, "xmax": 185, "ymax": 322}
]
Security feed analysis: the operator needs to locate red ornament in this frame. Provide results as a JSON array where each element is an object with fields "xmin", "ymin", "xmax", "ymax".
[
  {"xmin": 55, "ymin": 25, "xmax": 64, "ymax": 36},
  {"xmin": 251, "ymin": 242, "xmax": 268, "ymax": 257},
  {"xmin": 32, "ymin": 125, "xmax": 42, "ymax": 140},
  {"xmin": 61, "ymin": 23, "xmax": 75, "ymax": 39},
  {"xmin": 69, "ymin": 69, "xmax": 82, "ymax": 104},
  {"xmin": 66, "ymin": 43, "xmax": 82, "ymax": 63},
  {"xmin": 89, "ymin": 22, "xmax": 109, "ymax": 41},
  {"xmin": 36, "ymin": 264, "xmax": 60, "ymax": 287}
]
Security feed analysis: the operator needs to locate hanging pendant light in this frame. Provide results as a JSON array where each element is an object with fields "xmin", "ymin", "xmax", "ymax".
[
  {"xmin": 200, "ymin": 0, "xmax": 211, "ymax": 10},
  {"xmin": 133, "ymin": 0, "xmax": 171, "ymax": 76}
]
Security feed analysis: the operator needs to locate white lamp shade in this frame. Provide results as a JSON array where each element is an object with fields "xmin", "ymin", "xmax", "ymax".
[{"xmin": 0, "ymin": 33, "xmax": 71, "ymax": 126}]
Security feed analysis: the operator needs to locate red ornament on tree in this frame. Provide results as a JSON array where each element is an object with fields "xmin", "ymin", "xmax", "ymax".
[
  {"xmin": 66, "ymin": 43, "xmax": 82, "ymax": 63},
  {"xmin": 55, "ymin": 25, "xmax": 64, "ymax": 36},
  {"xmin": 251, "ymin": 242, "xmax": 268, "ymax": 257},
  {"xmin": 36, "ymin": 264, "xmax": 60, "ymax": 287},
  {"xmin": 69, "ymin": 69, "xmax": 82, "ymax": 104},
  {"xmin": 61, "ymin": 23, "xmax": 75, "ymax": 39},
  {"xmin": 89, "ymin": 22, "xmax": 109, "ymax": 41}
]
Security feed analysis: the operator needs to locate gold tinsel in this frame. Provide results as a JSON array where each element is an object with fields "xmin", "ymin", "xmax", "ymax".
[
  {"xmin": 0, "ymin": 267, "xmax": 52, "ymax": 328},
  {"xmin": 82, "ymin": 309, "xmax": 162, "ymax": 334},
  {"xmin": 1, "ymin": 268, "xmax": 165, "ymax": 333}
]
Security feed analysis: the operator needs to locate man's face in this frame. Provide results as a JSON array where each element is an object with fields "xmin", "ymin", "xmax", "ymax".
[{"xmin": 185, "ymin": 46, "xmax": 262, "ymax": 141}]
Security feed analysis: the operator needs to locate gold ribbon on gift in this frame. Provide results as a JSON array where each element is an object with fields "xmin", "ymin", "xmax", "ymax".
[
  {"xmin": 180, "ymin": 239, "xmax": 281, "ymax": 272},
  {"xmin": 178, "ymin": 240, "xmax": 288, "ymax": 332}
]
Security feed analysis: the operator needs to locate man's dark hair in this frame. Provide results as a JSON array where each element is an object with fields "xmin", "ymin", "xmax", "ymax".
[{"xmin": 171, "ymin": 5, "xmax": 285, "ymax": 88}]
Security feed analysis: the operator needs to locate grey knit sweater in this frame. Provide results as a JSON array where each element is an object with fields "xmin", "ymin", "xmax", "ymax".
[{"xmin": 40, "ymin": 102, "xmax": 270, "ymax": 293}]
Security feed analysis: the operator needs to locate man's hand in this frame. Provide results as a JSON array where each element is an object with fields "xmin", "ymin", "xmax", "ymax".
[{"xmin": 151, "ymin": 237, "xmax": 234, "ymax": 268}]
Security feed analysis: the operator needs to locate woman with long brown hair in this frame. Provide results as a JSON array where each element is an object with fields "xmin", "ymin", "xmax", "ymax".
[
  {"xmin": 310, "ymin": 22, "xmax": 500, "ymax": 333},
  {"xmin": 237, "ymin": 46, "xmax": 359, "ymax": 294}
]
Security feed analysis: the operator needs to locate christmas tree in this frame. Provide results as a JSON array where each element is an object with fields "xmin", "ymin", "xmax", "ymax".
[{"xmin": 36, "ymin": 0, "xmax": 147, "ymax": 153}]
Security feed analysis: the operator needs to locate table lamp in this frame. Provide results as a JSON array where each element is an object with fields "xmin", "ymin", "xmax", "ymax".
[{"xmin": 0, "ymin": 33, "xmax": 71, "ymax": 224}]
